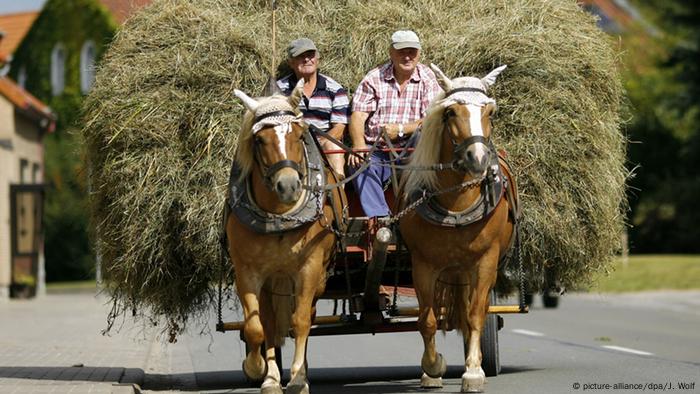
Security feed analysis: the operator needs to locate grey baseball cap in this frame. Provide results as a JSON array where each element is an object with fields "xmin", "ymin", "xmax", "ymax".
[
  {"xmin": 391, "ymin": 30, "xmax": 421, "ymax": 50},
  {"xmin": 287, "ymin": 38, "xmax": 318, "ymax": 58}
]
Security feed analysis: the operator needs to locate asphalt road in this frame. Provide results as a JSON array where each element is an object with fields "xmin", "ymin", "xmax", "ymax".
[{"xmin": 142, "ymin": 291, "xmax": 700, "ymax": 394}]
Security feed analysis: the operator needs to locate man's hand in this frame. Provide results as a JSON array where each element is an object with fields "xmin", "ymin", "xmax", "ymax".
[
  {"xmin": 349, "ymin": 111, "xmax": 371, "ymax": 168},
  {"xmin": 348, "ymin": 141, "xmax": 368, "ymax": 168},
  {"xmin": 380, "ymin": 123, "xmax": 409, "ymax": 141},
  {"xmin": 380, "ymin": 124, "xmax": 398, "ymax": 141}
]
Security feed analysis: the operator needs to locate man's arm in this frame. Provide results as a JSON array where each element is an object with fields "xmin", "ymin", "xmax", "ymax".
[
  {"xmin": 381, "ymin": 120, "xmax": 423, "ymax": 141},
  {"xmin": 348, "ymin": 111, "xmax": 370, "ymax": 167},
  {"xmin": 327, "ymin": 123, "xmax": 346, "ymax": 141},
  {"xmin": 329, "ymin": 85, "xmax": 350, "ymax": 141}
]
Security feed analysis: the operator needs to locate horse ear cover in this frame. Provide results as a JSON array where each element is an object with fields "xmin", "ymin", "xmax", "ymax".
[
  {"xmin": 288, "ymin": 78, "xmax": 305, "ymax": 109},
  {"xmin": 481, "ymin": 65, "xmax": 507, "ymax": 88},
  {"xmin": 430, "ymin": 63, "xmax": 453, "ymax": 92},
  {"xmin": 234, "ymin": 89, "xmax": 259, "ymax": 113}
]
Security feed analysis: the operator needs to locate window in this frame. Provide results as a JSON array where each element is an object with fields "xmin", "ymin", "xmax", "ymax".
[
  {"xmin": 17, "ymin": 66, "xmax": 27, "ymax": 89},
  {"xmin": 32, "ymin": 163, "xmax": 41, "ymax": 184},
  {"xmin": 80, "ymin": 40, "xmax": 96, "ymax": 93},
  {"xmin": 19, "ymin": 159, "xmax": 29, "ymax": 184},
  {"xmin": 51, "ymin": 43, "xmax": 66, "ymax": 96}
]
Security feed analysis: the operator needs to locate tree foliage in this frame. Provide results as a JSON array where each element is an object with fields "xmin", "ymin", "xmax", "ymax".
[{"xmin": 624, "ymin": 1, "xmax": 700, "ymax": 252}]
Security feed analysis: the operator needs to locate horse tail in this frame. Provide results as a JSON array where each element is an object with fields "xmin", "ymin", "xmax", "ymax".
[
  {"xmin": 266, "ymin": 276, "xmax": 295, "ymax": 346},
  {"xmin": 433, "ymin": 272, "xmax": 470, "ymax": 334}
]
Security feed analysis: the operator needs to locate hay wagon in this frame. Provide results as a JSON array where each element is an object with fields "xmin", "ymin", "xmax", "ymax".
[{"xmin": 217, "ymin": 146, "xmax": 528, "ymax": 378}]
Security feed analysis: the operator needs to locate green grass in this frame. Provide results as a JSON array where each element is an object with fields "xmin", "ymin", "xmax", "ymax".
[
  {"xmin": 46, "ymin": 280, "xmax": 98, "ymax": 292},
  {"xmin": 591, "ymin": 255, "xmax": 700, "ymax": 292}
]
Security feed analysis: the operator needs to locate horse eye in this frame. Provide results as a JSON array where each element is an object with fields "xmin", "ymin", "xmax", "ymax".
[{"xmin": 444, "ymin": 108, "xmax": 455, "ymax": 118}]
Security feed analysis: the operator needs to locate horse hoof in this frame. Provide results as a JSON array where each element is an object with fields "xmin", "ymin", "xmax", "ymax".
[
  {"xmin": 261, "ymin": 382, "xmax": 283, "ymax": 394},
  {"xmin": 461, "ymin": 367, "xmax": 486, "ymax": 393},
  {"xmin": 422, "ymin": 353, "xmax": 447, "ymax": 378},
  {"xmin": 420, "ymin": 373, "xmax": 443, "ymax": 388},
  {"xmin": 286, "ymin": 381, "xmax": 310, "ymax": 394},
  {"xmin": 242, "ymin": 359, "xmax": 267, "ymax": 382}
]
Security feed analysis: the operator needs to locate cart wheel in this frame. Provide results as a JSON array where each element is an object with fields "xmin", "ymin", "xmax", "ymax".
[
  {"xmin": 244, "ymin": 341, "xmax": 283, "ymax": 384},
  {"xmin": 467, "ymin": 289, "xmax": 501, "ymax": 377},
  {"xmin": 542, "ymin": 292, "xmax": 559, "ymax": 308}
]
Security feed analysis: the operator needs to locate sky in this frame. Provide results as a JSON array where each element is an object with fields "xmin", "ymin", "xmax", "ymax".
[{"xmin": 0, "ymin": 0, "xmax": 46, "ymax": 14}]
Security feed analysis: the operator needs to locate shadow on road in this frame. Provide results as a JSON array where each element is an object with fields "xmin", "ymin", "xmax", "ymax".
[
  {"xmin": 148, "ymin": 364, "xmax": 542, "ymax": 393},
  {"xmin": 0, "ymin": 365, "xmax": 138, "ymax": 383}
]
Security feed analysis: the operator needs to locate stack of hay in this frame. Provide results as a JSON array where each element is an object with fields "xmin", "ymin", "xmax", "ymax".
[{"xmin": 83, "ymin": 0, "xmax": 626, "ymax": 337}]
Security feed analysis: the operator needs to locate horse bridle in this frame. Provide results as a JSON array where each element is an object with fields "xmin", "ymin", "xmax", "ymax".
[
  {"xmin": 442, "ymin": 87, "xmax": 496, "ymax": 171},
  {"xmin": 253, "ymin": 110, "xmax": 306, "ymax": 188}
]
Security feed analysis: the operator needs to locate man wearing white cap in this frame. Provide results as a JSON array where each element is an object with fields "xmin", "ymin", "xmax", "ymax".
[
  {"xmin": 348, "ymin": 30, "xmax": 441, "ymax": 222},
  {"xmin": 277, "ymin": 37, "xmax": 350, "ymax": 179}
]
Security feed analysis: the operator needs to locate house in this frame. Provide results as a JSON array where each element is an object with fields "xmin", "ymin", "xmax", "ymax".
[
  {"xmin": 0, "ymin": 0, "xmax": 151, "ymax": 296},
  {"xmin": 0, "ymin": 11, "xmax": 39, "ymax": 68},
  {"xmin": 0, "ymin": 76, "xmax": 55, "ymax": 299},
  {"xmin": 579, "ymin": 0, "xmax": 658, "ymax": 36},
  {"xmin": 0, "ymin": 9, "xmax": 56, "ymax": 299}
]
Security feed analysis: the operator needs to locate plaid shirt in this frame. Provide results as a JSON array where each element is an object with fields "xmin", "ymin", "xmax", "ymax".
[
  {"xmin": 351, "ymin": 62, "xmax": 441, "ymax": 146},
  {"xmin": 277, "ymin": 72, "xmax": 349, "ymax": 132}
]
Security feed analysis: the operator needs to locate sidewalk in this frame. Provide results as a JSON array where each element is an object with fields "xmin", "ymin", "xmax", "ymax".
[{"xmin": 0, "ymin": 291, "xmax": 158, "ymax": 394}]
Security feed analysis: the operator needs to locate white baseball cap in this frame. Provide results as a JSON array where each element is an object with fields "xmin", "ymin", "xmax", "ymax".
[{"xmin": 391, "ymin": 30, "xmax": 421, "ymax": 50}]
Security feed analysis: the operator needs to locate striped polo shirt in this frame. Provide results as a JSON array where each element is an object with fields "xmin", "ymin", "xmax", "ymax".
[{"xmin": 277, "ymin": 72, "xmax": 350, "ymax": 132}]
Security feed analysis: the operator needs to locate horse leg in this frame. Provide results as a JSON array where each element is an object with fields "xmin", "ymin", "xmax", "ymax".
[
  {"xmin": 236, "ymin": 271, "xmax": 267, "ymax": 383},
  {"xmin": 414, "ymin": 260, "xmax": 445, "ymax": 388},
  {"xmin": 286, "ymin": 264, "xmax": 322, "ymax": 394},
  {"xmin": 462, "ymin": 257, "xmax": 497, "ymax": 393},
  {"xmin": 259, "ymin": 290, "xmax": 283, "ymax": 394}
]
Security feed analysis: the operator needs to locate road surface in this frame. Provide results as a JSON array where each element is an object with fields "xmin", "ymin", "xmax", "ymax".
[{"xmin": 141, "ymin": 291, "xmax": 700, "ymax": 393}]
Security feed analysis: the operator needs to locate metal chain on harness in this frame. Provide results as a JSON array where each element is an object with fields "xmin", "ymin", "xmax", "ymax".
[
  {"xmin": 318, "ymin": 173, "xmax": 487, "ymax": 239},
  {"xmin": 387, "ymin": 174, "xmax": 487, "ymax": 226}
]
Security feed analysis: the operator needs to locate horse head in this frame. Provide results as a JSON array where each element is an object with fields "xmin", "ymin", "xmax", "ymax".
[
  {"xmin": 430, "ymin": 63, "xmax": 506, "ymax": 177},
  {"xmin": 234, "ymin": 80, "xmax": 307, "ymax": 205}
]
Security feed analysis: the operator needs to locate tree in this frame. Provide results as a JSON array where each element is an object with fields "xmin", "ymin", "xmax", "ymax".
[{"xmin": 625, "ymin": 1, "xmax": 700, "ymax": 252}]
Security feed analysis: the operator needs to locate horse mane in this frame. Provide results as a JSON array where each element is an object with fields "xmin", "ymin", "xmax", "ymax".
[
  {"xmin": 402, "ymin": 90, "xmax": 447, "ymax": 196},
  {"xmin": 234, "ymin": 94, "xmax": 298, "ymax": 181}
]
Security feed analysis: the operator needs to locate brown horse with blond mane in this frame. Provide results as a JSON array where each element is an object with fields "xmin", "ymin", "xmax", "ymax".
[
  {"xmin": 226, "ymin": 80, "xmax": 343, "ymax": 394},
  {"xmin": 400, "ymin": 64, "xmax": 516, "ymax": 393}
]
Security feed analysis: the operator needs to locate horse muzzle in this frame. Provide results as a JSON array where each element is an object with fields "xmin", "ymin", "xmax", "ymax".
[
  {"xmin": 454, "ymin": 137, "xmax": 490, "ymax": 176},
  {"xmin": 271, "ymin": 168, "xmax": 302, "ymax": 204}
]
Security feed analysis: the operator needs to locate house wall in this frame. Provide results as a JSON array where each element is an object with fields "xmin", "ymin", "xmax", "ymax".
[
  {"xmin": 0, "ymin": 97, "xmax": 45, "ymax": 300},
  {"xmin": 0, "ymin": 97, "xmax": 16, "ymax": 299}
]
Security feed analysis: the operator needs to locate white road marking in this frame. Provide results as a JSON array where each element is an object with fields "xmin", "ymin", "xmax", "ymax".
[
  {"xmin": 601, "ymin": 345, "xmax": 653, "ymax": 356},
  {"xmin": 511, "ymin": 329, "xmax": 545, "ymax": 337}
]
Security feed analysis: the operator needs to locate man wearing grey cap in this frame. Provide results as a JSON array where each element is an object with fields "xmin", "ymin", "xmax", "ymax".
[
  {"xmin": 277, "ymin": 38, "xmax": 350, "ymax": 179},
  {"xmin": 348, "ymin": 30, "xmax": 441, "ymax": 223}
]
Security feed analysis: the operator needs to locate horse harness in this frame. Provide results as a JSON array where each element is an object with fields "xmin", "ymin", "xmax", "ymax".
[
  {"xmin": 407, "ymin": 146, "xmax": 508, "ymax": 228},
  {"xmin": 227, "ymin": 123, "xmax": 327, "ymax": 234},
  {"xmin": 251, "ymin": 110, "xmax": 307, "ymax": 189}
]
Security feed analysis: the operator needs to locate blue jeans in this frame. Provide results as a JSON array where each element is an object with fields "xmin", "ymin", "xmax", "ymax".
[
  {"xmin": 350, "ymin": 132, "xmax": 419, "ymax": 217},
  {"xmin": 350, "ymin": 151, "xmax": 394, "ymax": 217}
]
